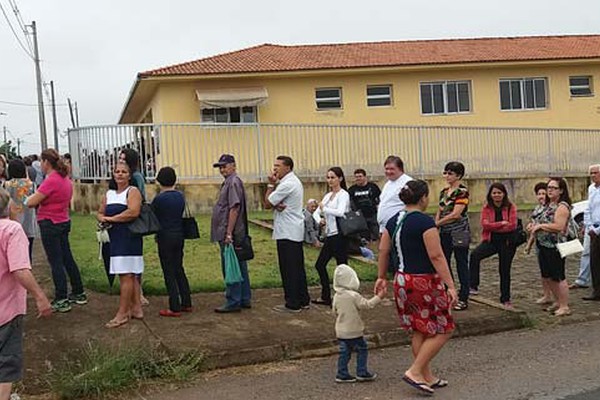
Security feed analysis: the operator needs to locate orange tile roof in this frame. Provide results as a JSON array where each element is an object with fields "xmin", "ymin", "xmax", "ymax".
[{"xmin": 140, "ymin": 35, "xmax": 600, "ymax": 78}]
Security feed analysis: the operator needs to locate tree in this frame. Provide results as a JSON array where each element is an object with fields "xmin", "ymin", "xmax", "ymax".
[{"xmin": 0, "ymin": 141, "xmax": 18, "ymax": 159}]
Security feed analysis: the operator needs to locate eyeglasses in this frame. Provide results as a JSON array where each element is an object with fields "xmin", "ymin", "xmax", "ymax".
[
  {"xmin": 547, "ymin": 185, "xmax": 560, "ymax": 190},
  {"xmin": 442, "ymin": 171, "xmax": 456, "ymax": 176}
]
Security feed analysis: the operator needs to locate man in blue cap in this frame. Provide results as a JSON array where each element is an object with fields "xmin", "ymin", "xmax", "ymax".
[{"xmin": 210, "ymin": 154, "xmax": 252, "ymax": 312}]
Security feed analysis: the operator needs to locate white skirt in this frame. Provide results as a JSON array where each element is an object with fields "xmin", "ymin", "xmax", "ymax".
[{"xmin": 110, "ymin": 256, "xmax": 144, "ymax": 275}]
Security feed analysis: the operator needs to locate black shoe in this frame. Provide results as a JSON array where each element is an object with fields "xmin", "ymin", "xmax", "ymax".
[
  {"xmin": 241, "ymin": 303, "xmax": 252, "ymax": 309},
  {"xmin": 356, "ymin": 372, "xmax": 378, "ymax": 382},
  {"xmin": 311, "ymin": 299, "xmax": 332, "ymax": 307},
  {"xmin": 335, "ymin": 375, "xmax": 357, "ymax": 383},
  {"xmin": 214, "ymin": 305, "xmax": 241, "ymax": 313},
  {"xmin": 582, "ymin": 296, "xmax": 600, "ymax": 301}
]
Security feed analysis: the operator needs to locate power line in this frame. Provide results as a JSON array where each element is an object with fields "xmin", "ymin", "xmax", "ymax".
[
  {"xmin": 7, "ymin": 0, "xmax": 33, "ymax": 54},
  {"xmin": 0, "ymin": 0, "xmax": 33, "ymax": 59},
  {"xmin": 0, "ymin": 99, "xmax": 69, "ymax": 107}
]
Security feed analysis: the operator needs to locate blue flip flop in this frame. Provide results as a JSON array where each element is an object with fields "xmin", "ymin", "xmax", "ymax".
[
  {"xmin": 431, "ymin": 378, "xmax": 448, "ymax": 388},
  {"xmin": 402, "ymin": 375, "xmax": 434, "ymax": 395}
]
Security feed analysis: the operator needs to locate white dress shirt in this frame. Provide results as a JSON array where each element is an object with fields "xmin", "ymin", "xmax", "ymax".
[
  {"xmin": 268, "ymin": 172, "xmax": 305, "ymax": 242},
  {"xmin": 377, "ymin": 173, "xmax": 413, "ymax": 232},
  {"xmin": 586, "ymin": 183, "xmax": 600, "ymax": 235}
]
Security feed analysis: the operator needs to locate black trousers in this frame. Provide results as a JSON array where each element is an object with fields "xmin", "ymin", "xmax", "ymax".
[
  {"xmin": 157, "ymin": 233, "xmax": 192, "ymax": 312},
  {"xmin": 589, "ymin": 234, "xmax": 600, "ymax": 297},
  {"xmin": 276, "ymin": 239, "xmax": 310, "ymax": 310},
  {"xmin": 314, "ymin": 234, "xmax": 349, "ymax": 302},
  {"xmin": 470, "ymin": 240, "xmax": 516, "ymax": 303}
]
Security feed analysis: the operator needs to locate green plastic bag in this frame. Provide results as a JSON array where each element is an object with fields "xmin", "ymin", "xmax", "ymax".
[{"xmin": 224, "ymin": 244, "xmax": 243, "ymax": 285}]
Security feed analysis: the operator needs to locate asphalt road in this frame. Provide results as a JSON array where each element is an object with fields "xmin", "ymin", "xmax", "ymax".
[{"xmin": 144, "ymin": 320, "xmax": 600, "ymax": 400}]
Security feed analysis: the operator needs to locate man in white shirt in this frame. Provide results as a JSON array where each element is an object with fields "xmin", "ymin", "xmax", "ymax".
[
  {"xmin": 264, "ymin": 156, "xmax": 310, "ymax": 313},
  {"xmin": 583, "ymin": 164, "xmax": 600, "ymax": 301},
  {"xmin": 377, "ymin": 156, "xmax": 413, "ymax": 234}
]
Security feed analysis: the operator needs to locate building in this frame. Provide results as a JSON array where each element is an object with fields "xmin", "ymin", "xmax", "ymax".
[{"xmin": 120, "ymin": 35, "xmax": 600, "ymax": 128}]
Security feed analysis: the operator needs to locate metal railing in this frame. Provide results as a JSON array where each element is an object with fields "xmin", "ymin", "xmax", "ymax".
[{"xmin": 67, "ymin": 123, "xmax": 600, "ymax": 181}]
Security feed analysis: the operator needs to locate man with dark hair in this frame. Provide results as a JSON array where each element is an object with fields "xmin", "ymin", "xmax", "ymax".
[
  {"xmin": 264, "ymin": 155, "xmax": 310, "ymax": 313},
  {"xmin": 348, "ymin": 169, "xmax": 381, "ymax": 241},
  {"xmin": 377, "ymin": 156, "xmax": 413, "ymax": 234},
  {"xmin": 211, "ymin": 154, "xmax": 252, "ymax": 313}
]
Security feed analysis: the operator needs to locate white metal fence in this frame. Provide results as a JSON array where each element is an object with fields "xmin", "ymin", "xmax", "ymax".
[{"xmin": 67, "ymin": 123, "xmax": 600, "ymax": 181}]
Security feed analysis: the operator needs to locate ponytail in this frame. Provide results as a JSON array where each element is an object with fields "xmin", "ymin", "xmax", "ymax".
[{"xmin": 41, "ymin": 148, "xmax": 69, "ymax": 177}]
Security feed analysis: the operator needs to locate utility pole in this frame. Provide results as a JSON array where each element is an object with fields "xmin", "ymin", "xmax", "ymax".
[
  {"xmin": 74, "ymin": 101, "xmax": 79, "ymax": 127},
  {"xmin": 67, "ymin": 98, "xmax": 76, "ymax": 128},
  {"xmin": 16, "ymin": 138, "xmax": 22, "ymax": 156},
  {"xmin": 31, "ymin": 21, "xmax": 47, "ymax": 151},
  {"xmin": 50, "ymin": 80, "xmax": 59, "ymax": 150}
]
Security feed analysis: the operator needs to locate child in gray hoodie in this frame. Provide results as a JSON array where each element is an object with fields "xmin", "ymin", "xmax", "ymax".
[{"xmin": 332, "ymin": 263, "xmax": 384, "ymax": 383}]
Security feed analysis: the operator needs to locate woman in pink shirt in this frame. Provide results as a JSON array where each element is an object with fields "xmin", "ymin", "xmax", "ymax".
[{"xmin": 27, "ymin": 149, "xmax": 86, "ymax": 313}]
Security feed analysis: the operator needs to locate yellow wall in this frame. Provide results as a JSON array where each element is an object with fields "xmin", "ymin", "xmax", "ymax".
[{"xmin": 146, "ymin": 62, "xmax": 600, "ymax": 128}]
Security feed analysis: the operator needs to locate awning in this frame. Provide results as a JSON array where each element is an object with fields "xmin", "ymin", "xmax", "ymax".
[{"xmin": 195, "ymin": 87, "xmax": 268, "ymax": 109}]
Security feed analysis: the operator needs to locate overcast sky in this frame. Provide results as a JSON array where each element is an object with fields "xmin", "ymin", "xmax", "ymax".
[{"xmin": 1, "ymin": 0, "xmax": 599, "ymax": 155}]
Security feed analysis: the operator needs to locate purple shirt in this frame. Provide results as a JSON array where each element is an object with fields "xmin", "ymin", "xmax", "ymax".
[{"xmin": 210, "ymin": 173, "xmax": 247, "ymax": 243}]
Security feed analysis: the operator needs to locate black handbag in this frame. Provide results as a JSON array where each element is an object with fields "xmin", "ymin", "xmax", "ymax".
[
  {"xmin": 510, "ymin": 218, "xmax": 527, "ymax": 247},
  {"xmin": 450, "ymin": 229, "xmax": 471, "ymax": 248},
  {"xmin": 233, "ymin": 190, "xmax": 254, "ymax": 261},
  {"xmin": 129, "ymin": 203, "xmax": 161, "ymax": 236},
  {"xmin": 336, "ymin": 210, "xmax": 368, "ymax": 237},
  {"xmin": 182, "ymin": 199, "xmax": 200, "ymax": 240}
]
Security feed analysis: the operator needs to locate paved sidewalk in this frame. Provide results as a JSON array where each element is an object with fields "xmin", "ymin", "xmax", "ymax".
[{"xmin": 21, "ymin": 242, "xmax": 598, "ymax": 395}]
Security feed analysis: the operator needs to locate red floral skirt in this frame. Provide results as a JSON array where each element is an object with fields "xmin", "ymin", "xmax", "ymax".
[{"xmin": 393, "ymin": 271, "xmax": 455, "ymax": 336}]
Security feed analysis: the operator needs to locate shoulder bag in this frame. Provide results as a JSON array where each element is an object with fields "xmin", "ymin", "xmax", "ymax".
[
  {"xmin": 182, "ymin": 198, "xmax": 200, "ymax": 240},
  {"xmin": 129, "ymin": 202, "xmax": 161, "ymax": 236},
  {"xmin": 336, "ymin": 209, "xmax": 368, "ymax": 237},
  {"xmin": 233, "ymin": 190, "xmax": 254, "ymax": 261}
]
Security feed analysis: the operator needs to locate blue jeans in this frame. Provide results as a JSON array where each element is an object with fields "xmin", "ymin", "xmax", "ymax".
[
  {"xmin": 337, "ymin": 337, "xmax": 368, "ymax": 378},
  {"xmin": 440, "ymin": 232, "xmax": 470, "ymax": 303},
  {"xmin": 38, "ymin": 220, "xmax": 84, "ymax": 300},
  {"xmin": 575, "ymin": 233, "xmax": 591, "ymax": 286},
  {"xmin": 219, "ymin": 244, "xmax": 251, "ymax": 309}
]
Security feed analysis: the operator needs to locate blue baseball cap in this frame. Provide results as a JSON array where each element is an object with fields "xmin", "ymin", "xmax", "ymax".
[{"xmin": 213, "ymin": 154, "xmax": 236, "ymax": 168}]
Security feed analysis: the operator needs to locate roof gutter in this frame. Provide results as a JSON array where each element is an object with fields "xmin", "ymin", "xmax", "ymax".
[{"xmin": 117, "ymin": 75, "xmax": 143, "ymax": 124}]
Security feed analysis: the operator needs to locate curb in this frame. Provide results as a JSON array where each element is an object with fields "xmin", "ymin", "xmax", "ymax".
[{"xmin": 202, "ymin": 308, "xmax": 527, "ymax": 370}]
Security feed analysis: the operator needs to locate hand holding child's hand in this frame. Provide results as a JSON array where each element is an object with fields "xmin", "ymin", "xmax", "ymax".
[{"xmin": 376, "ymin": 286, "xmax": 386, "ymax": 298}]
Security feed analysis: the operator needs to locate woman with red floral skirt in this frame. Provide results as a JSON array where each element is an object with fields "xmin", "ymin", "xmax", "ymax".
[{"xmin": 376, "ymin": 180, "xmax": 458, "ymax": 396}]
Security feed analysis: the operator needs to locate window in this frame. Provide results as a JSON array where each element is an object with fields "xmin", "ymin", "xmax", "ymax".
[
  {"xmin": 366, "ymin": 85, "xmax": 392, "ymax": 107},
  {"xmin": 569, "ymin": 76, "xmax": 593, "ymax": 96},
  {"xmin": 420, "ymin": 81, "xmax": 471, "ymax": 115},
  {"xmin": 201, "ymin": 106, "xmax": 257, "ymax": 123},
  {"xmin": 499, "ymin": 78, "xmax": 547, "ymax": 110},
  {"xmin": 315, "ymin": 88, "xmax": 342, "ymax": 110}
]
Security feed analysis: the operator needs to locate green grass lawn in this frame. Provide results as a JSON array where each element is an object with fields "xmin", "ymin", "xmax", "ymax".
[{"xmin": 69, "ymin": 213, "xmax": 378, "ymax": 295}]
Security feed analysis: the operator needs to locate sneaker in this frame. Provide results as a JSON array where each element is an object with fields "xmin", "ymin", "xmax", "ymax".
[
  {"xmin": 10, "ymin": 394, "xmax": 21, "ymax": 400},
  {"xmin": 469, "ymin": 288, "xmax": 479, "ymax": 296},
  {"xmin": 335, "ymin": 375, "xmax": 357, "ymax": 383},
  {"xmin": 51, "ymin": 299, "xmax": 72, "ymax": 313},
  {"xmin": 272, "ymin": 304, "xmax": 301, "ymax": 313},
  {"xmin": 301, "ymin": 304, "xmax": 311, "ymax": 310},
  {"xmin": 68, "ymin": 292, "xmax": 88, "ymax": 305},
  {"xmin": 356, "ymin": 372, "xmax": 378, "ymax": 382}
]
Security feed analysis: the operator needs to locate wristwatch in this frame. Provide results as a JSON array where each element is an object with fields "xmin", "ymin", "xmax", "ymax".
[{"xmin": 267, "ymin": 184, "xmax": 275, "ymax": 188}]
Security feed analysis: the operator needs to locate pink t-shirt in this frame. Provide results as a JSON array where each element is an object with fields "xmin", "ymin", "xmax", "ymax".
[
  {"xmin": 0, "ymin": 219, "xmax": 31, "ymax": 326},
  {"xmin": 37, "ymin": 171, "xmax": 73, "ymax": 224}
]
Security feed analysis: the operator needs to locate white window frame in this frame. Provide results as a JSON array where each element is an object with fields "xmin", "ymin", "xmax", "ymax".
[
  {"xmin": 366, "ymin": 85, "xmax": 393, "ymax": 107},
  {"xmin": 419, "ymin": 80, "xmax": 472, "ymax": 115},
  {"xmin": 200, "ymin": 106, "xmax": 257, "ymax": 124},
  {"xmin": 499, "ymin": 77, "xmax": 548, "ymax": 111},
  {"xmin": 315, "ymin": 87, "xmax": 343, "ymax": 110},
  {"xmin": 569, "ymin": 76, "xmax": 593, "ymax": 97}
]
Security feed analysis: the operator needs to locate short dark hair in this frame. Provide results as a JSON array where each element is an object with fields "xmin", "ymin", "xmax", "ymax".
[
  {"xmin": 23, "ymin": 156, "xmax": 32, "ymax": 166},
  {"xmin": 384, "ymin": 155, "xmax": 404, "ymax": 171},
  {"xmin": 486, "ymin": 182, "xmax": 511, "ymax": 209},
  {"xmin": 399, "ymin": 180, "xmax": 429, "ymax": 205},
  {"xmin": 276, "ymin": 155, "xmax": 294, "ymax": 170},
  {"xmin": 354, "ymin": 168, "xmax": 367, "ymax": 176},
  {"xmin": 534, "ymin": 181, "xmax": 547, "ymax": 194},
  {"xmin": 156, "ymin": 167, "xmax": 177, "ymax": 187},
  {"xmin": 444, "ymin": 161, "xmax": 465, "ymax": 179},
  {"xmin": 120, "ymin": 148, "xmax": 140, "ymax": 173},
  {"xmin": 8, "ymin": 159, "xmax": 26, "ymax": 179}
]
